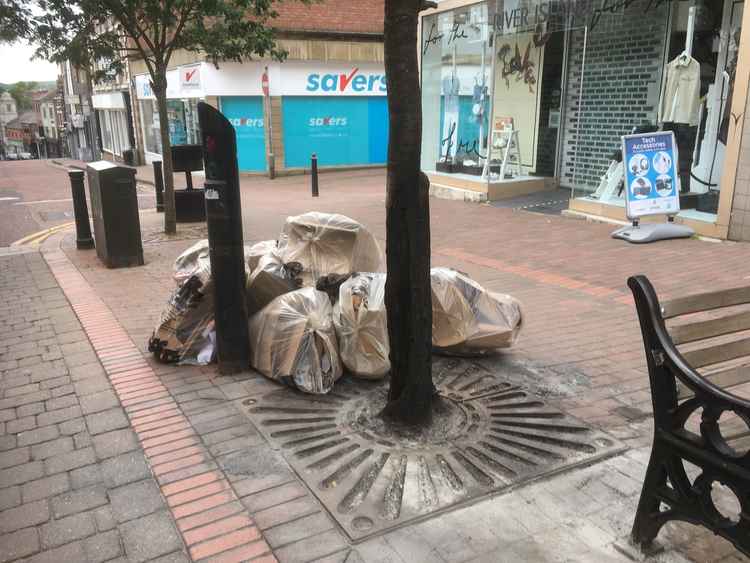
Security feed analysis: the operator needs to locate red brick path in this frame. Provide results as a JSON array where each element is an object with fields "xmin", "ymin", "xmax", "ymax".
[{"xmin": 43, "ymin": 250, "xmax": 276, "ymax": 563}]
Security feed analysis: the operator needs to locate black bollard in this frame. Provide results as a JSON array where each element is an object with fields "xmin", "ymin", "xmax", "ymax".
[
  {"xmin": 68, "ymin": 170, "xmax": 94, "ymax": 250},
  {"xmin": 311, "ymin": 154, "xmax": 319, "ymax": 197},
  {"xmin": 198, "ymin": 102, "xmax": 250, "ymax": 375},
  {"xmin": 152, "ymin": 161, "xmax": 165, "ymax": 212}
]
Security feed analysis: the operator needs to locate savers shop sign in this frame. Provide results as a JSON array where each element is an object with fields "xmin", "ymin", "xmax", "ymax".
[{"xmin": 282, "ymin": 64, "xmax": 387, "ymax": 96}]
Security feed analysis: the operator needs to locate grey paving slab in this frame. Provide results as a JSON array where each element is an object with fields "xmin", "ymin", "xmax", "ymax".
[
  {"xmin": 0, "ymin": 527, "xmax": 40, "ymax": 563},
  {"xmin": 109, "ymin": 479, "xmax": 165, "ymax": 523},
  {"xmin": 40, "ymin": 511, "xmax": 96, "ymax": 548},
  {"xmin": 100, "ymin": 451, "xmax": 150, "ymax": 488},
  {"xmin": 50, "ymin": 485, "xmax": 109, "ymax": 518},
  {"xmin": 91, "ymin": 428, "xmax": 138, "ymax": 460},
  {"xmin": 118, "ymin": 510, "xmax": 183, "ymax": 563}
]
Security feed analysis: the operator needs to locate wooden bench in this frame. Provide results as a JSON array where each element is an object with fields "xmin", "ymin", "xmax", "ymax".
[{"xmin": 627, "ymin": 275, "xmax": 750, "ymax": 557}]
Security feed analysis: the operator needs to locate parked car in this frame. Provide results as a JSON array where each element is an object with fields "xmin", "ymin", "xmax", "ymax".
[
  {"xmin": 5, "ymin": 153, "xmax": 19, "ymax": 160},
  {"xmin": 19, "ymin": 152, "xmax": 33, "ymax": 160}
]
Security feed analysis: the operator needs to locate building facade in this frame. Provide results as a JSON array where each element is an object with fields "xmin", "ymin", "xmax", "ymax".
[
  {"xmin": 418, "ymin": 0, "xmax": 750, "ymax": 239},
  {"xmin": 5, "ymin": 111, "xmax": 41, "ymax": 155},
  {"xmin": 128, "ymin": 0, "xmax": 386, "ymax": 174},
  {"xmin": 32, "ymin": 90, "xmax": 62, "ymax": 158},
  {"xmin": 59, "ymin": 61, "xmax": 100, "ymax": 162},
  {"xmin": 0, "ymin": 91, "xmax": 18, "ymax": 157}
]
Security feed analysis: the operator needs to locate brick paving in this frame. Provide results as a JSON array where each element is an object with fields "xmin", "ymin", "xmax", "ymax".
[{"xmin": 2, "ymin": 167, "xmax": 750, "ymax": 561}]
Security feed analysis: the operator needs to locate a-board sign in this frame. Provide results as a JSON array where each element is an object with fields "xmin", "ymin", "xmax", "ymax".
[{"xmin": 622, "ymin": 131, "xmax": 680, "ymax": 219}]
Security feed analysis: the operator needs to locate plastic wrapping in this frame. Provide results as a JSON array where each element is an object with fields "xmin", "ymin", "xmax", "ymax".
[
  {"xmin": 333, "ymin": 273, "xmax": 390, "ymax": 379},
  {"xmin": 148, "ymin": 275, "xmax": 216, "ymax": 365},
  {"xmin": 431, "ymin": 267, "xmax": 523, "ymax": 354},
  {"xmin": 278, "ymin": 212, "xmax": 383, "ymax": 286},
  {"xmin": 246, "ymin": 240, "xmax": 279, "ymax": 273},
  {"xmin": 175, "ymin": 239, "xmax": 269, "ymax": 284},
  {"xmin": 173, "ymin": 239, "xmax": 212, "ymax": 284},
  {"xmin": 246, "ymin": 253, "xmax": 303, "ymax": 316},
  {"xmin": 248, "ymin": 287, "xmax": 343, "ymax": 394}
]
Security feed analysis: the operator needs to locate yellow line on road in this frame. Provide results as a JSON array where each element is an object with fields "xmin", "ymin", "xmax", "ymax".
[{"xmin": 11, "ymin": 222, "xmax": 75, "ymax": 247}]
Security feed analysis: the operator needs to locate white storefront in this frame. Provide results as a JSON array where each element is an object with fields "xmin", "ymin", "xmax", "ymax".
[
  {"xmin": 134, "ymin": 60, "xmax": 389, "ymax": 170},
  {"xmin": 92, "ymin": 92, "xmax": 131, "ymax": 158}
]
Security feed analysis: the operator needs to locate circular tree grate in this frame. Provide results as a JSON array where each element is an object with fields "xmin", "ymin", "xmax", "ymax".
[{"xmin": 240, "ymin": 357, "xmax": 623, "ymax": 540}]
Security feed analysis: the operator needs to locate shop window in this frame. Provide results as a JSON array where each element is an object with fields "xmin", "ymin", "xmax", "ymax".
[
  {"xmin": 281, "ymin": 96, "xmax": 388, "ymax": 168},
  {"xmin": 570, "ymin": 0, "xmax": 743, "ymax": 223},
  {"xmin": 421, "ymin": 5, "xmax": 492, "ymax": 178},
  {"xmin": 220, "ymin": 96, "xmax": 266, "ymax": 172},
  {"xmin": 98, "ymin": 109, "xmax": 113, "ymax": 152},
  {"xmin": 140, "ymin": 100, "xmax": 162, "ymax": 155}
]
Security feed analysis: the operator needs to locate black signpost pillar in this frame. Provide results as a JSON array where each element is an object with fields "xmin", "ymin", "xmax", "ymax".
[
  {"xmin": 311, "ymin": 154, "xmax": 319, "ymax": 197},
  {"xmin": 152, "ymin": 161, "xmax": 165, "ymax": 212},
  {"xmin": 68, "ymin": 170, "xmax": 94, "ymax": 249},
  {"xmin": 198, "ymin": 102, "xmax": 250, "ymax": 374}
]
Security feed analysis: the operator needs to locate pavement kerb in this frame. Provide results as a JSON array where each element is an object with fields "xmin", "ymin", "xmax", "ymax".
[{"xmin": 39, "ymin": 230, "xmax": 282, "ymax": 562}]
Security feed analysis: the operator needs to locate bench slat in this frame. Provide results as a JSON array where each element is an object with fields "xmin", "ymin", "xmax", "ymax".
[
  {"xmin": 677, "ymin": 362, "xmax": 750, "ymax": 399},
  {"xmin": 670, "ymin": 310, "xmax": 750, "ymax": 345},
  {"xmin": 662, "ymin": 286, "xmax": 750, "ymax": 319},
  {"xmin": 681, "ymin": 337, "xmax": 750, "ymax": 369}
]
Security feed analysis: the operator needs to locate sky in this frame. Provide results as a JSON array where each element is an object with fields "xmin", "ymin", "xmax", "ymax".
[{"xmin": 0, "ymin": 42, "xmax": 58, "ymax": 84}]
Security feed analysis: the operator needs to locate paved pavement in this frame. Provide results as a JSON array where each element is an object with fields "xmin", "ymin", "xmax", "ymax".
[{"xmin": 1, "ymin": 162, "xmax": 750, "ymax": 562}]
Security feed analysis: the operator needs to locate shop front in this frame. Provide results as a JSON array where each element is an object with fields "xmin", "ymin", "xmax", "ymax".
[
  {"xmin": 92, "ymin": 91, "xmax": 132, "ymax": 160},
  {"xmin": 419, "ymin": 0, "xmax": 750, "ymax": 238},
  {"xmin": 136, "ymin": 61, "xmax": 389, "ymax": 173},
  {"xmin": 420, "ymin": 1, "xmax": 574, "ymax": 201},
  {"xmin": 277, "ymin": 62, "xmax": 389, "ymax": 169},
  {"xmin": 134, "ymin": 65, "xmax": 204, "ymax": 164}
]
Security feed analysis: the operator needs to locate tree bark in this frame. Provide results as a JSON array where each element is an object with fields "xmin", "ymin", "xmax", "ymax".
[
  {"xmin": 152, "ymin": 72, "xmax": 176, "ymax": 234},
  {"xmin": 382, "ymin": 0, "xmax": 434, "ymax": 426}
]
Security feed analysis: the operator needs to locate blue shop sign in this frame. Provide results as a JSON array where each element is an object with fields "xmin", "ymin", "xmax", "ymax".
[
  {"xmin": 282, "ymin": 96, "xmax": 388, "ymax": 168},
  {"xmin": 219, "ymin": 96, "xmax": 266, "ymax": 172},
  {"xmin": 622, "ymin": 131, "xmax": 680, "ymax": 218}
]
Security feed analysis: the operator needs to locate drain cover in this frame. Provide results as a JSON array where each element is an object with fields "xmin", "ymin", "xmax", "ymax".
[{"xmin": 241, "ymin": 357, "xmax": 624, "ymax": 540}]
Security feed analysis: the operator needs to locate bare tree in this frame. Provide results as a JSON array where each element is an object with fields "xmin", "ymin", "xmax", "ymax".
[{"xmin": 382, "ymin": 0, "xmax": 436, "ymax": 426}]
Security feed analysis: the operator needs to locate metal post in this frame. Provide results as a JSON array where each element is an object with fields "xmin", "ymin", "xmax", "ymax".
[
  {"xmin": 311, "ymin": 154, "xmax": 319, "ymax": 197},
  {"xmin": 198, "ymin": 102, "xmax": 250, "ymax": 375},
  {"xmin": 68, "ymin": 170, "xmax": 94, "ymax": 250},
  {"xmin": 152, "ymin": 161, "xmax": 165, "ymax": 212}
]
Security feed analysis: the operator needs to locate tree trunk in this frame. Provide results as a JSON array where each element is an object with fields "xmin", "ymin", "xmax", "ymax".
[
  {"xmin": 382, "ymin": 0, "xmax": 434, "ymax": 426},
  {"xmin": 152, "ymin": 74, "xmax": 176, "ymax": 234}
]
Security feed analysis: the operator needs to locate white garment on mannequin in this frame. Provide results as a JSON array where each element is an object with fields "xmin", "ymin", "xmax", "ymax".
[{"xmin": 658, "ymin": 55, "xmax": 701, "ymax": 126}]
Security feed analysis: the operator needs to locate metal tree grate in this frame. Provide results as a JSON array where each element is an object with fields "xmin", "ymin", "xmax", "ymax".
[{"xmin": 240, "ymin": 357, "xmax": 624, "ymax": 541}]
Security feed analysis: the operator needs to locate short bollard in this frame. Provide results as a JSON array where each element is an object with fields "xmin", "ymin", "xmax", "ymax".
[
  {"xmin": 68, "ymin": 170, "xmax": 94, "ymax": 250},
  {"xmin": 311, "ymin": 154, "xmax": 319, "ymax": 197},
  {"xmin": 152, "ymin": 161, "xmax": 165, "ymax": 212}
]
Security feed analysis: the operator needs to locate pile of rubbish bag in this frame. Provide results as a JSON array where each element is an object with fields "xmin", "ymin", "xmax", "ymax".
[{"xmin": 149, "ymin": 211, "xmax": 523, "ymax": 394}]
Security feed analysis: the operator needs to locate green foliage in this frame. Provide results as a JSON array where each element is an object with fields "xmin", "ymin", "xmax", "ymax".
[
  {"xmin": 9, "ymin": 81, "xmax": 38, "ymax": 110},
  {"xmin": 31, "ymin": 0, "xmax": 298, "ymax": 84},
  {"xmin": 0, "ymin": 0, "xmax": 32, "ymax": 43}
]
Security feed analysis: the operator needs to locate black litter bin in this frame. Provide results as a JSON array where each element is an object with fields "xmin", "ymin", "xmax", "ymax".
[
  {"xmin": 172, "ymin": 144, "xmax": 206, "ymax": 223},
  {"xmin": 86, "ymin": 161, "xmax": 144, "ymax": 268}
]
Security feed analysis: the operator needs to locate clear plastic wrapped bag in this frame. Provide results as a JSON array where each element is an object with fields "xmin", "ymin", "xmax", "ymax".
[
  {"xmin": 278, "ymin": 212, "xmax": 383, "ymax": 286},
  {"xmin": 246, "ymin": 252, "xmax": 303, "ymax": 316},
  {"xmin": 246, "ymin": 240, "xmax": 279, "ymax": 273},
  {"xmin": 248, "ymin": 287, "xmax": 343, "ymax": 394},
  {"xmin": 148, "ymin": 275, "xmax": 216, "ymax": 365},
  {"xmin": 333, "ymin": 273, "xmax": 390, "ymax": 379},
  {"xmin": 431, "ymin": 267, "xmax": 523, "ymax": 355},
  {"xmin": 173, "ymin": 239, "xmax": 212, "ymax": 285},
  {"xmin": 174, "ymin": 239, "xmax": 266, "ymax": 284}
]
